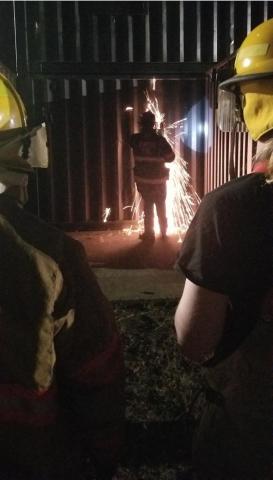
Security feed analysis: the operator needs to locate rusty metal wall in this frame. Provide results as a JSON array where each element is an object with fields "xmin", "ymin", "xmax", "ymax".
[
  {"xmin": 32, "ymin": 78, "xmax": 205, "ymax": 225},
  {"xmin": 0, "ymin": 1, "xmax": 273, "ymax": 225}
]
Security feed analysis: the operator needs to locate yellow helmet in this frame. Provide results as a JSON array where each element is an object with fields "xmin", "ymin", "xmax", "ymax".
[
  {"xmin": 0, "ymin": 73, "xmax": 27, "ymax": 131},
  {"xmin": 218, "ymin": 18, "xmax": 273, "ymax": 141},
  {"xmin": 0, "ymin": 73, "xmax": 33, "ymax": 173},
  {"xmin": 220, "ymin": 18, "xmax": 273, "ymax": 90}
]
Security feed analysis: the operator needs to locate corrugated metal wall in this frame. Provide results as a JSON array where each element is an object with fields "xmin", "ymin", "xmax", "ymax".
[{"xmin": 0, "ymin": 1, "xmax": 272, "ymax": 226}]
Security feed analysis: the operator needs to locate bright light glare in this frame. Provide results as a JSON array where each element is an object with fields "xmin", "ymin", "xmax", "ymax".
[
  {"xmin": 198, "ymin": 122, "xmax": 208, "ymax": 136},
  {"xmin": 242, "ymin": 58, "xmax": 251, "ymax": 68},
  {"xmin": 125, "ymin": 106, "xmax": 133, "ymax": 111},
  {"xmin": 0, "ymin": 183, "xmax": 6, "ymax": 194},
  {"xmin": 103, "ymin": 207, "xmax": 111, "ymax": 223}
]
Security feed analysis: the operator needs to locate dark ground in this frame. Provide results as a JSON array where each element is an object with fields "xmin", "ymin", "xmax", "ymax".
[
  {"xmin": 69, "ymin": 229, "xmax": 182, "ymax": 269},
  {"xmin": 69, "ymin": 230, "xmax": 203, "ymax": 479}
]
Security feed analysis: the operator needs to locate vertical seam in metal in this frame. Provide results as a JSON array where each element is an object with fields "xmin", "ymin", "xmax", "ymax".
[
  {"xmin": 162, "ymin": 1, "xmax": 167, "ymax": 62},
  {"xmin": 116, "ymin": 80, "xmax": 123, "ymax": 219},
  {"xmin": 145, "ymin": 4, "xmax": 150, "ymax": 61},
  {"xmin": 81, "ymin": 78, "xmax": 89, "ymax": 221},
  {"xmin": 128, "ymin": 15, "xmax": 133, "ymax": 62},
  {"xmin": 12, "ymin": 1, "xmax": 19, "ymax": 74},
  {"xmin": 111, "ymin": 15, "xmax": 116, "ymax": 62},
  {"xmin": 39, "ymin": 2, "xmax": 46, "ymax": 62},
  {"xmin": 179, "ymin": 1, "xmax": 184, "ymax": 62},
  {"xmin": 229, "ymin": 1, "xmax": 235, "ymax": 54},
  {"xmin": 247, "ymin": 1, "xmax": 251, "ymax": 33},
  {"xmin": 92, "ymin": 14, "xmax": 99, "ymax": 62},
  {"xmin": 213, "ymin": 1, "xmax": 218, "ymax": 62},
  {"xmin": 57, "ymin": 2, "xmax": 64, "ymax": 61},
  {"xmin": 74, "ymin": 1, "xmax": 81, "ymax": 61},
  {"xmin": 196, "ymin": 1, "xmax": 201, "ymax": 62},
  {"xmin": 99, "ymin": 79, "xmax": 106, "ymax": 214},
  {"xmin": 45, "ymin": 79, "xmax": 56, "ymax": 222},
  {"xmin": 264, "ymin": 1, "xmax": 268, "ymax": 20},
  {"xmin": 23, "ymin": 1, "xmax": 30, "ymax": 71},
  {"xmin": 63, "ymin": 78, "xmax": 72, "ymax": 222}
]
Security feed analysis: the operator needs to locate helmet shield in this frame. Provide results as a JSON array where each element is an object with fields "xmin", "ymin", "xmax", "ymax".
[{"xmin": 217, "ymin": 88, "xmax": 243, "ymax": 132}]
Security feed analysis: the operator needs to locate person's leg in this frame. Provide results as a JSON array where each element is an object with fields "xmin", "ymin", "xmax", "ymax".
[
  {"xmin": 137, "ymin": 183, "xmax": 155, "ymax": 240},
  {"xmin": 143, "ymin": 197, "xmax": 155, "ymax": 238},
  {"xmin": 155, "ymin": 184, "xmax": 167, "ymax": 238}
]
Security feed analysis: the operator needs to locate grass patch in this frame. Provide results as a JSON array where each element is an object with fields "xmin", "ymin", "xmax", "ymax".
[{"xmin": 113, "ymin": 300, "xmax": 206, "ymax": 478}]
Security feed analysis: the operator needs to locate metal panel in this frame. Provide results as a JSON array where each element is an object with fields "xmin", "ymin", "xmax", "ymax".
[{"xmin": 1, "ymin": 0, "xmax": 272, "ymax": 227}]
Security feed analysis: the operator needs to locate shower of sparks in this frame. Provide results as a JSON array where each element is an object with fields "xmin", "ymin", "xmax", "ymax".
[
  {"xmin": 122, "ymin": 197, "xmax": 144, "ymax": 236},
  {"xmin": 122, "ymin": 92, "xmax": 200, "ymax": 241},
  {"xmin": 145, "ymin": 92, "xmax": 200, "ymax": 240},
  {"xmin": 102, "ymin": 207, "xmax": 111, "ymax": 223}
]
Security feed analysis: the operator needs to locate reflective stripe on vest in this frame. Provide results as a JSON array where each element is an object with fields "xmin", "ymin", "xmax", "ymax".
[{"xmin": 0, "ymin": 383, "xmax": 58, "ymax": 426}]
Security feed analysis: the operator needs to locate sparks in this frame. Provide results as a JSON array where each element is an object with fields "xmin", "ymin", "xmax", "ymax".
[
  {"xmin": 103, "ymin": 207, "xmax": 111, "ymax": 223},
  {"xmin": 145, "ymin": 92, "xmax": 200, "ymax": 240},
  {"xmin": 123, "ymin": 91, "xmax": 200, "ymax": 241},
  {"xmin": 123, "ymin": 198, "xmax": 144, "ymax": 235}
]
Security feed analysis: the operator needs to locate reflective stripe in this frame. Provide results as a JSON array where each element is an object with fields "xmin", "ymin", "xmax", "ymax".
[
  {"xmin": 134, "ymin": 155, "xmax": 165, "ymax": 163},
  {"xmin": 73, "ymin": 333, "xmax": 123, "ymax": 386},
  {"xmin": 135, "ymin": 176, "xmax": 167, "ymax": 184},
  {"xmin": 0, "ymin": 384, "xmax": 58, "ymax": 426}
]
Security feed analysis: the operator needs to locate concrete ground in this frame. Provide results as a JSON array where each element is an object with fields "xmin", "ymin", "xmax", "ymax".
[
  {"xmin": 93, "ymin": 267, "xmax": 185, "ymax": 301},
  {"xmin": 69, "ymin": 229, "xmax": 185, "ymax": 301}
]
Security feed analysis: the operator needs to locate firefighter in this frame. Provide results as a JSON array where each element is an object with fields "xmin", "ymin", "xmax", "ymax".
[
  {"xmin": 130, "ymin": 110, "xmax": 175, "ymax": 241},
  {"xmin": 0, "ymin": 73, "xmax": 124, "ymax": 480},
  {"xmin": 174, "ymin": 18, "xmax": 273, "ymax": 479}
]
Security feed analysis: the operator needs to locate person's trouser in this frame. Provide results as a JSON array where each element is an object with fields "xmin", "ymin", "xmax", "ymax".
[
  {"xmin": 137, "ymin": 182, "xmax": 167, "ymax": 235},
  {"xmin": 192, "ymin": 316, "xmax": 273, "ymax": 480}
]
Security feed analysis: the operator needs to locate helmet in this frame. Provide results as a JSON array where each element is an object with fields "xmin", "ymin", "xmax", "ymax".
[
  {"xmin": 0, "ymin": 73, "xmax": 48, "ymax": 172},
  {"xmin": 0, "ymin": 73, "xmax": 49, "ymax": 202},
  {"xmin": 139, "ymin": 110, "xmax": 155, "ymax": 128},
  {"xmin": 218, "ymin": 18, "xmax": 273, "ymax": 140},
  {"xmin": 0, "ymin": 73, "xmax": 31, "ymax": 173},
  {"xmin": 220, "ymin": 18, "xmax": 273, "ymax": 90}
]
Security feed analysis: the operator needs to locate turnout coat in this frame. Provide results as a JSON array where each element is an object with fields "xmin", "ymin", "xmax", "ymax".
[{"xmin": 0, "ymin": 193, "xmax": 124, "ymax": 479}]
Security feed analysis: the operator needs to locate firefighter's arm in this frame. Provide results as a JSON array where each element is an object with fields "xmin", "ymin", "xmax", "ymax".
[
  {"xmin": 174, "ymin": 279, "xmax": 228, "ymax": 363},
  {"xmin": 159, "ymin": 137, "xmax": 175, "ymax": 163}
]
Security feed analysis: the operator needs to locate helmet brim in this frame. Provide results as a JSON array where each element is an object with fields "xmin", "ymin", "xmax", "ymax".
[{"xmin": 219, "ymin": 71, "xmax": 273, "ymax": 91}]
